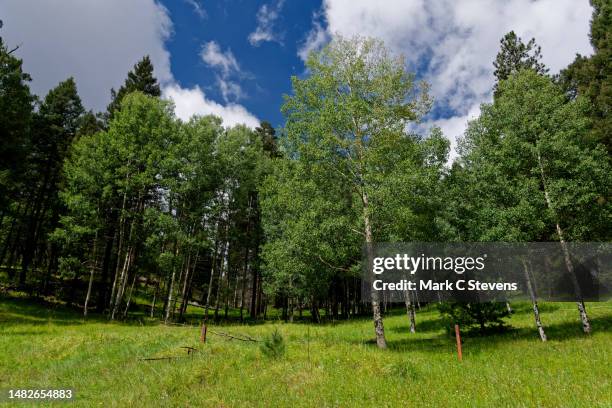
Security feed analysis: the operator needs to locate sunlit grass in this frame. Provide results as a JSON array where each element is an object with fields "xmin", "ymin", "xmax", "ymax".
[{"xmin": 0, "ymin": 296, "xmax": 610, "ymax": 407}]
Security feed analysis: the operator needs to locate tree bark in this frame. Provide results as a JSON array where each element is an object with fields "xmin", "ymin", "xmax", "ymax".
[
  {"xmin": 404, "ymin": 289, "xmax": 416, "ymax": 333},
  {"xmin": 537, "ymin": 150, "xmax": 591, "ymax": 334},
  {"xmin": 179, "ymin": 249, "xmax": 197, "ymax": 319},
  {"xmin": 97, "ymin": 221, "xmax": 116, "ymax": 312},
  {"xmin": 109, "ymin": 191, "xmax": 128, "ymax": 312},
  {"xmin": 151, "ymin": 279, "xmax": 158, "ymax": 318},
  {"xmin": 111, "ymin": 244, "xmax": 134, "ymax": 320},
  {"xmin": 363, "ymin": 190, "xmax": 387, "ymax": 348},
  {"xmin": 122, "ymin": 271, "xmax": 138, "ymax": 318},
  {"xmin": 164, "ymin": 245, "xmax": 180, "ymax": 324},
  {"xmin": 522, "ymin": 259, "xmax": 547, "ymax": 341},
  {"xmin": 84, "ymin": 232, "xmax": 99, "ymax": 318}
]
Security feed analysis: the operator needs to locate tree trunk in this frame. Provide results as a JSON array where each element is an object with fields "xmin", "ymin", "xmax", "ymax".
[
  {"xmin": 363, "ymin": 190, "xmax": 386, "ymax": 348},
  {"xmin": 109, "ymin": 192, "xmax": 128, "ymax": 312},
  {"xmin": 180, "ymin": 250, "xmax": 198, "ymax": 319},
  {"xmin": 97, "ymin": 222, "xmax": 116, "ymax": 312},
  {"xmin": 123, "ymin": 271, "xmax": 138, "ymax": 318},
  {"xmin": 214, "ymin": 234, "xmax": 230, "ymax": 322},
  {"xmin": 84, "ymin": 232, "xmax": 99, "ymax": 318},
  {"xmin": 537, "ymin": 150, "xmax": 591, "ymax": 334},
  {"xmin": 404, "ymin": 289, "xmax": 416, "ymax": 333},
  {"xmin": 111, "ymin": 244, "xmax": 134, "ymax": 320},
  {"xmin": 240, "ymin": 247, "xmax": 250, "ymax": 321},
  {"xmin": 151, "ymin": 280, "xmax": 158, "ymax": 318},
  {"xmin": 164, "ymin": 245, "xmax": 180, "ymax": 324},
  {"xmin": 522, "ymin": 259, "xmax": 547, "ymax": 341},
  {"xmin": 204, "ymin": 223, "xmax": 222, "ymax": 320}
]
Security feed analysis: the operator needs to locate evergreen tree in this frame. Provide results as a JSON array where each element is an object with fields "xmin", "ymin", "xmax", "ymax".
[
  {"xmin": 493, "ymin": 31, "xmax": 548, "ymax": 95},
  {"xmin": 558, "ymin": 0, "xmax": 611, "ymax": 150},
  {"xmin": 255, "ymin": 121, "xmax": 280, "ymax": 157},
  {"xmin": 106, "ymin": 56, "xmax": 161, "ymax": 121},
  {"xmin": 17, "ymin": 77, "xmax": 84, "ymax": 286},
  {"xmin": 0, "ymin": 35, "xmax": 34, "ymax": 214}
]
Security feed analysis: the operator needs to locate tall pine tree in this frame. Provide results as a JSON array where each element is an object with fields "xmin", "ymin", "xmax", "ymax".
[
  {"xmin": 558, "ymin": 0, "xmax": 611, "ymax": 151},
  {"xmin": 493, "ymin": 31, "xmax": 548, "ymax": 96},
  {"xmin": 106, "ymin": 55, "xmax": 161, "ymax": 122}
]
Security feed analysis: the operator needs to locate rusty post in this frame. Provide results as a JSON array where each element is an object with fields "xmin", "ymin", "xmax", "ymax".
[
  {"xmin": 200, "ymin": 323, "xmax": 207, "ymax": 343},
  {"xmin": 454, "ymin": 324, "xmax": 462, "ymax": 361}
]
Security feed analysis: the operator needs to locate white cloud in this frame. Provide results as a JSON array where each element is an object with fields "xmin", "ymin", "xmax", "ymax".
[
  {"xmin": 200, "ymin": 41, "xmax": 245, "ymax": 103},
  {"xmin": 200, "ymin": 41, "xmax": 240, "ymax": 76},
  {"xmin": 298, "ymin": 18, "xmax": 330, "ymax": 62},
  {"xmin": 248, "ymin": 0, "xmax": 284, "ymax": 46},
  {"xmin": 217, "ymin": 78, "xmax": 245, "ymax": 102},
  {"xmin": 0, "ymin": 0, "xmax": 173, "ymax": 112},
  {"xmin": 185, "ymin": 0, "xmax": 206, "ymax": 19},
  {"xmin": 423, "ymin": 104, "xmax": 481, "ymax": 163},
  {"xmin": 0, "ymin": 1, "xmax": 258, "ymax": 128},
  {"xmin": 314, "ymin": 0, "xmax": 593, "ymax": 157},
  {"xmin": 163, "ymin": 84, "xmax": 259, "ymax": 128}
]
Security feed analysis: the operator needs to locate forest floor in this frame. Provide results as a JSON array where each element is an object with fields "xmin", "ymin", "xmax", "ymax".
[{"xmin": 0, "ymin": 294, "xmax": 610, "ymax": 407}]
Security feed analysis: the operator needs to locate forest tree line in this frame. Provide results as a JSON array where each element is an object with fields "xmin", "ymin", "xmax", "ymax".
[{"xmin": 0, "ymin": 1, "xmax": 609, "ymax": 348}]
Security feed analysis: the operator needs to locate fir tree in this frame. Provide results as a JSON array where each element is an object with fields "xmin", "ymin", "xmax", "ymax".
[{"xmin": 106, "ymin": 55, "xmax": 161, "ymax": 121}]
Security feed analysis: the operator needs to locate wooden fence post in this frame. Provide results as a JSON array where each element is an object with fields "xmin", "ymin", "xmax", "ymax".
[
  {"xmin": 200, "ymin": 323, "xmax": 207, "ymax": 343},
  {"xmin": 455, "ymin": 324, "xmax": 462, "ymax": 361}
]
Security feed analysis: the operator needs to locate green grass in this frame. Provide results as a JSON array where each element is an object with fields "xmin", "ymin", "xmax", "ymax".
[{"xmin": 0, "ymin": 295, "xmax": 610, "ymax": 407}]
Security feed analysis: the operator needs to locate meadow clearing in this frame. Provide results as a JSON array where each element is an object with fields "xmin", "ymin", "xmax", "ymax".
[{"xmin": 1, "ymin": 295, "xmax": 610, "ymax": 407}]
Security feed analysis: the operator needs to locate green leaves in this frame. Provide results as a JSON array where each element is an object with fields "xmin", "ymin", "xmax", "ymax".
[
  {"xmin": 262, "ymin": 36, "xmax": 448, "ymax": 307},
  {"xmin": 454, "ymin": 70, "xmax": 611, "ymax": 242}
]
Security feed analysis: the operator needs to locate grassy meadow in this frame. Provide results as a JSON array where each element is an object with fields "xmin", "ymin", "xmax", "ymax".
[{"xmin": 0, "ymin": 294, "xmax": 610, "ymax": 407}]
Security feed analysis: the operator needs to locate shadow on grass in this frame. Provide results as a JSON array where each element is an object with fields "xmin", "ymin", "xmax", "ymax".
[
  {"xmin": 388, "ymin": 315, "xmax": 448, "ymax": 334},
  {"xmin": 506, "ymin": 302, "xmax": 561, "ymax": 315},
  {"xmin": 378, "ymin": 314, "xmax": 612, "ymax": 353},
  {"xmin": 0, "ymin": 294, "xmax": 160, "ymax": 328}
]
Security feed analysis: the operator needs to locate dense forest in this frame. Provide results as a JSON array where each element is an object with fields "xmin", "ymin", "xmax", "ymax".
[{"xmin": 0, "ymin": 0, "xmax": 609, "ymax": 351}]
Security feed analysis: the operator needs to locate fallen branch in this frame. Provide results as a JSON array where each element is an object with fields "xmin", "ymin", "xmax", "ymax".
[
  {"xmin": 208, "ymin": 329, "xmax": 260, "ymax": 342},
  {"xmin": 140, "ymin": 356, "xmax": 186, "ymax": 361},
  {"xmin": 141, "ymin": 346, "xmax": 199, "ymax": 361}
]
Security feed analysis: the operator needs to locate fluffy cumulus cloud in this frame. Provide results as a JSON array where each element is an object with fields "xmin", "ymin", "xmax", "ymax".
[
  {"xmin": 0, "ymin": 0, "xmax": 258, "ymax": 127},
  {"xmin": 164, "ymin": 84, "xmax": 259, "ymax": 128},
  {"xmin": 309, "ymin": 0, "xmax": 593, "ymax": 157},
  {"xmin": 248, "ymin": 0, "xmax": 285, "ymax": 46},
  {"xmin": 0, "ymin": 0, "xmax": 172, "ymax": 112}
]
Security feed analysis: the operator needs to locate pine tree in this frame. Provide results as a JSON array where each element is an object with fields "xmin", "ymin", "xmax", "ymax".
[
  {"xmin": 493, "ymin": 31, "xmax": 548, "ymax": 95},
  {"xmin": 558, "ymin": 0, "xmax": 611, "ymax": 151},
  {"xmin": 19, "ymin": 77, "xmax": 84, "ymax": 286},
  {"xmin": 0, "ymin": 35, "xmax": 34, "ymax": 211},
  {"xmin": 106, "ymin": 55, "xmax": 161, "ymax": 121},
  {"xmin": 255, "ymin": 121, "xmax": 280, "ymax": 157}
]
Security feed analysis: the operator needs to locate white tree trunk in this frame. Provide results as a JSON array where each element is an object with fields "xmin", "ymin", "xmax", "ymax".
[
  {"xmin": 363, "ymin": 191, "xmax": 387, "ymax": 348},
  {"xmin": 537, "ymin": 150, "xmax": 591, "ymax": 334},
  {"xmin": 522, "ymin": 260, "xmax": 547, "ymax": 341},
  {"xmin": 164, "ymin": 246, "xmax": 179, "ymax": 324},
  {"xmin": 83, "ymin": 232, "xmax": 98, "ymax": 318},
  {"xmin": 404, "ymin": 289, "xmax": 416, "ymax": 333}
]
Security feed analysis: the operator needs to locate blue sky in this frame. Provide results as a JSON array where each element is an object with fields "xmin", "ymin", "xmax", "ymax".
[
  {"xmin": 1, "ymin": 0, "xmax": 594, "ymax": 157},
  {"xmin": 161, "ymin": 0, "xmax": 321, "ymax": 128}
]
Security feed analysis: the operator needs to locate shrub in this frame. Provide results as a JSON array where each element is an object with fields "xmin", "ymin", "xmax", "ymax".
[
  {"xmin": 260, "ymin": 328, "xmax": 286, "ymax": 359},
  {"xmin": 437, "ymin": 302, "xmax": 510, "ymax": 334}
]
